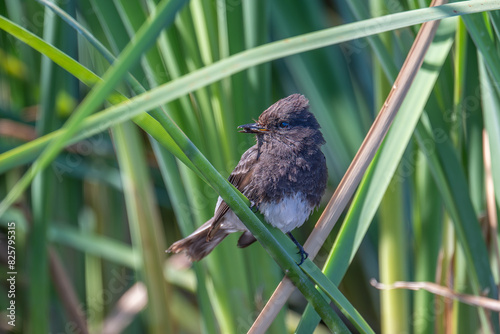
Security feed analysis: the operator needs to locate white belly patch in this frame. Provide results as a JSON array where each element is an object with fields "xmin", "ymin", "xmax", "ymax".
[
  {"xmin": 258, "ymin": 192, "xmax": 313, "ymax": 233},
  {"xmin": 214, "ymin": 193, "xmax": 314, "ymax": 233}
]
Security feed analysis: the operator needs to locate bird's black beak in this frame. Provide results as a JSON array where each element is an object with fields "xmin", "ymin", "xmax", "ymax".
[{"xmin": 238, "ymin": 122, "xmax": 269, "ymax": 133}]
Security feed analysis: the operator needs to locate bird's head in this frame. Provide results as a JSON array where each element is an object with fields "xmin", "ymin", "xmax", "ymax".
[{"xmin": 238, "ymin": 94, "xmax": 325, "ymax": 147}]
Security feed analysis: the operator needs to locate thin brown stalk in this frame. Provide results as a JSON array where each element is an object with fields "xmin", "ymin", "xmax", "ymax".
[
  {"xmin": 101, "ymin": 282, "xmax": 148, "ymax": 334},
  {"xmin": 0, "ymin": 120, "xmax": 36, "ymax": 141},
  {"xmin": 249, "ymin": 1, "xmax": 446, "ymax": 332},
  {"xmin": 17, "ymin": 203, "xmax": 89, "ymax": 334},
  {"xmin": 49, "ymin": 248, "xmax": 89, "ymax": 334},
  {"xmin": 371, "ymin": 279, "xmax": 500, "ymax": 312},
  {"xmin": 483, "ymin": 130, "xmax": 500, "ymax": 291}
]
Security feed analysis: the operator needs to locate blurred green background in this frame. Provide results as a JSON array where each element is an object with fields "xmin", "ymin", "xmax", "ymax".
[{"xmin": 1, "ymin": 0, "xmax": 500, "ymax": 333}]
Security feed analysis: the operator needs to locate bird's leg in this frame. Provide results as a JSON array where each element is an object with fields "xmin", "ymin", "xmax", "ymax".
[{"xmin": 287, "ymin": 232, "xmax": 308, "ymax": 265}]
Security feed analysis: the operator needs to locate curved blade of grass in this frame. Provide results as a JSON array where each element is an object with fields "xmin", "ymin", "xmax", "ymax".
[
  {"xmin": 45, "ymin": 1, "xmax": 497, "ymax": 133},
  {"xmin": 0, "ymin": 14, "xmax": 200, "ymax": 178},
  {"xmin": 1, "ymin": 1, "xmax": 500, "ymax": 182},
  {"xmin": 0, "ymin": 0, "xmax": 190, "ymax": 216}
]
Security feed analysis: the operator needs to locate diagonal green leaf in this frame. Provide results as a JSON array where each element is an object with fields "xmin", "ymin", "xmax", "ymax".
[
  {"xmin": 0, "ymin": 0, "xmax": 190, "ymax": 216},
  {"xmin": 301, "ymin": 260, "xmax": 374, "ymax": 333},
  {"xmin": 0, "ymin": 13, "xmax": 200, "ymax": 177},
  {"xmin": 2, "ymin": 1, "xmax": 500, "ymax": 183}
]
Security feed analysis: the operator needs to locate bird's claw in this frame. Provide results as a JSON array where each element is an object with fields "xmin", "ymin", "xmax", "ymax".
[
  {"xmin": 287, "ymin": 232, "xmax": 308, "ymax": 266},
  {"xmin": 296, "ymin": 247, "xmax": 308, "ymax": 266}
]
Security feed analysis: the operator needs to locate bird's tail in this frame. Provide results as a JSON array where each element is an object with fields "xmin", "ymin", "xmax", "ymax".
[{"xmin": 166, "ymin": 219, "xmax": 229, "ymax": 261}]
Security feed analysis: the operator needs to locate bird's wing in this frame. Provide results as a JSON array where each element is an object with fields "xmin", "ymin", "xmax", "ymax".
[{"xmin": 207, "ymin": 147, "xmax": 258, "ymax": 240}]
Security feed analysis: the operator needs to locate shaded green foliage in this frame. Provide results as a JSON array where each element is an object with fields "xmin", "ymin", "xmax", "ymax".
[{"xmin": 0, "ymin": 0, "xmax": 500, "ymax": 333}]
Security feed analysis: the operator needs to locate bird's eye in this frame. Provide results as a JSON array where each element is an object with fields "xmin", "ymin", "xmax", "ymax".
[{"xmin": 279, "ymin": 121, "xmax": 289, "ymax": 128}]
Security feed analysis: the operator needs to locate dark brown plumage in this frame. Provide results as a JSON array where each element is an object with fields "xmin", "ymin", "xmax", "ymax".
[{"xmin": 167, "ymin": 94, "xmax": 328, "ymax": 261}]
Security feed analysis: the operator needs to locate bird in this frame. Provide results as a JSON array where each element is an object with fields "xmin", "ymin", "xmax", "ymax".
[{"xmin": 166, "ymin": 94, "xmax": 328, "ymax": 264}]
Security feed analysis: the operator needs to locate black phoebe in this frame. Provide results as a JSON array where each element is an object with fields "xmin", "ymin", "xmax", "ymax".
[{"xmin": 167, "ymin": 94, "xmax": 328, "ymax": 263}]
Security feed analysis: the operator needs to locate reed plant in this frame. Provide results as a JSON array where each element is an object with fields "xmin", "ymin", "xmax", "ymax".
[{"xmin": 1, "ymin": 0, "xmax": 500, "ymax": 333}]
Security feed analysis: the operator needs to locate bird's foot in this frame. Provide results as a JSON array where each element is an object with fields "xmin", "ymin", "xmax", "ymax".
[{"xmin": 287, "ymin": 232, "xmax": 308, "ymax": 265}]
